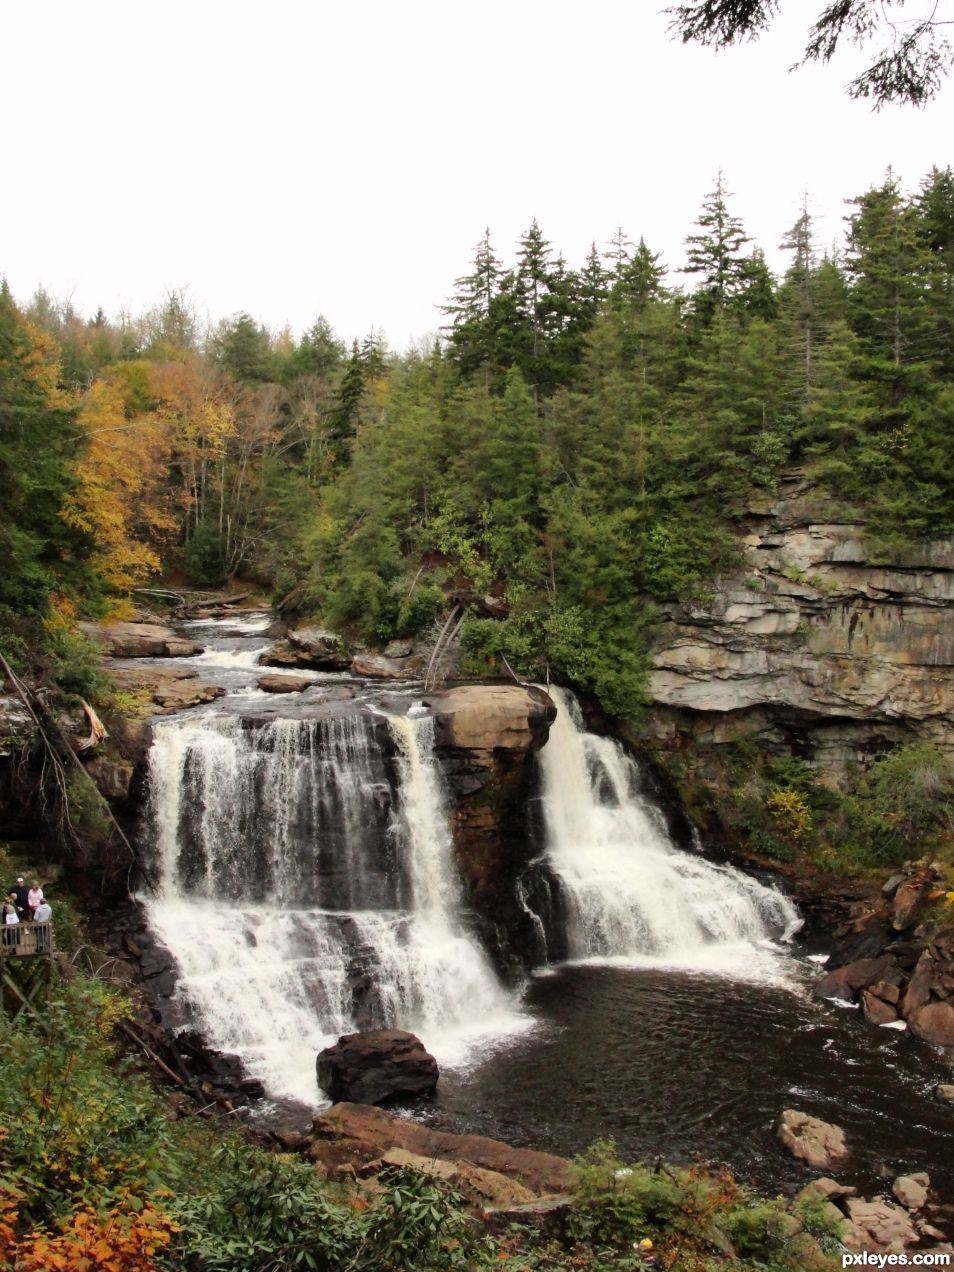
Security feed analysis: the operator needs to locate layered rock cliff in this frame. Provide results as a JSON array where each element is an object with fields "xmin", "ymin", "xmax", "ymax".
[{"xmin": 642, "ymin": 472, "xmax": 954, "ymax": 775}]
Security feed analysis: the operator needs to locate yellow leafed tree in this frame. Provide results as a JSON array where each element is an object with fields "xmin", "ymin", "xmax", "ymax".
[{"xmin": 63, "ymin": 372, "xmax": 176, "ymax": 612}]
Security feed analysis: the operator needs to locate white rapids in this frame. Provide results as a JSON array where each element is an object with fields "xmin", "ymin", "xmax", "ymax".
[
  {"xmin": 536, "ymin": 687, "xmax": 801, "ymax": 980},
  {"xmin": 144, "ymin": 708, "xmax": 525, "ymax": 1104},
  {"xmin": 140, "ymin": 618, "xmax": 801, "ymax": 1106}
]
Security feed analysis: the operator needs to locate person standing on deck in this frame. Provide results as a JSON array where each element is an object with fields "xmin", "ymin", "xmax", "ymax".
[
  {"xmin": 11, "ymin": 878, "xmax": 29, "ymax": 922},
  {"xmin": 27, "ymin": 880, "xmax": 43, "ymax": 919},
  {"xmin": 33, "ymin": 898, "xmax": 52, "ymax": 951},
  {"xmin": 3, "ymin": 894, "xmax": 20, "ymax": 948}
]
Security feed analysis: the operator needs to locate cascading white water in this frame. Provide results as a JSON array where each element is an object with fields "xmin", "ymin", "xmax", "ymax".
[
  {"xmin": 537, "ymin": 687, "xmax": 800, "ymax": 976},
  {"xmin": 144, "ymin": 706, "xmax": 523, "ymax": 1104}
]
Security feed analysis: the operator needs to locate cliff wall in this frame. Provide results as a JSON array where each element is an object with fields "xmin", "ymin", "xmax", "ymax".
[{"xmin": 643, "ymin": 472, "xmax": 954, "ymax": 775}]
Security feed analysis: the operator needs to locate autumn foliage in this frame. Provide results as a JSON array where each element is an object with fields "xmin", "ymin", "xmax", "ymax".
[{"xmin": 0, "ymin": 1192, "xmax": 177, "ymax": 1272}]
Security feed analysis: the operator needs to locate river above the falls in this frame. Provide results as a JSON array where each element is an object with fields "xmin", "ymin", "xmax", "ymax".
[{"xmin": 136, "ymin": 611, "xmax": 954, "ymax": 1200}]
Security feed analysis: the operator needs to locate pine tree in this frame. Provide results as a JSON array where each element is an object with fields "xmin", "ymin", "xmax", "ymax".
[
  {"xmin": 684, "ymin": 172, "xmax": 752, "ymax": 324},
  {"xmin": 608, "ymin": 238, "xmax": 667, "ymax": 312},
  {"xmin": 443, "ymin": 228, "xmax": 502, "ymax": 380}
]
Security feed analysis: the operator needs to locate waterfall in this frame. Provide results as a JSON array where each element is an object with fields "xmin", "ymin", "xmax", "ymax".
[
  {"xmin": 144, "ymin": 707, "xmax": 522, "ymax": 1104},
  {"xmin": 536, "ymin": 687, "xmax": 800, "ymax": 974}
]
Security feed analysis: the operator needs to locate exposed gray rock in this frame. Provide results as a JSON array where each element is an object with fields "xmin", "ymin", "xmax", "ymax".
[
  {"xmin": 383, "ymin": 639, "xmax": 414, "ymax": 659},
  {"xmin": 261, "ymin": 626, "xmax": 351, "ymax": 671},
  {"xmin": 0, "ymin": 695, "xmax": 35, "ymax": 754},
  {"xmin": 84, "ymin": 756, "xmax": 134, "ymax": 801},
  {"xmin": 641, "ymin": 473, "xmax": 954, "ymax": 774},
  {"xmin": 936, "ymin": 1083, "xmax": 954, "ymax": 1101},
  {"xmin": 776, "ymin": 1109, "xmax": 850, "ymax": 1171}
]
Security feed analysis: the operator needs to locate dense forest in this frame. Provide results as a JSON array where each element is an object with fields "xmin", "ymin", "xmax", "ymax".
[{"xmin": 3, "ymin": 167, "xmax": 954, "ymax": 719}]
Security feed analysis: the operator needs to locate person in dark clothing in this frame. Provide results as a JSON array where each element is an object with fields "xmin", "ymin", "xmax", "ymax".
[{"xmin": 11, "ymin": 878, "xmax": 30, "ymax": 921}]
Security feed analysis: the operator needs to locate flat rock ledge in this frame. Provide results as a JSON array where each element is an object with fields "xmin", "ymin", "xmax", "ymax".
[
  {"xmin": 316, "ymin": 1029, "xmax": 438, "ymax": 1105},
  {"xmin": 307, "ymin": 1102, "xmax": 574, "ymax": 1197},
  {"xmin": 81, "ymin": 620, "xmax": 202, "ymax": 659},
  {"xmin": 106, "ymin": 665, "xmax": 225, "ymax": 713}
]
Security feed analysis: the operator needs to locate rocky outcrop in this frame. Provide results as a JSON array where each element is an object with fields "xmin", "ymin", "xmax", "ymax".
[
  {"xmin": 427, "ymin": 685, "xmax": 555, "ymax": 754},
  {"xmin": 775, "ymin": 1109, "xmax": 850, "ymax": 1171},
  {"xmin": 643, "ymin": 472, "xmax": 954, "ymax": 773},
  {"xmin": 81, "ymin": 620, "xmax": 203, "ymax": 659},
  {"xmin": 106, "ymin": 665, "xmax": 225, "ymax": 713},
  {"xmin": 812, "ymin": 860, "xmax": 954, "ymax": 1048},
  {"xmin": 316, "ymin": 1030, "xmax": 438, "ymax": 1105},
  {"xmin": 307, "ymin": 1102, "xmax": 574, "ymax": 1195},
  {"xmin": 795, "ymin": 1170, "xmax": 948, "ymax": 1256},
  {"xmin": 261, "ymin": 626, "xmax": 351, "ymax": 671},
  {"xmin": 424, "ymin": 686, "xmax": 558, "ymax": 976}
]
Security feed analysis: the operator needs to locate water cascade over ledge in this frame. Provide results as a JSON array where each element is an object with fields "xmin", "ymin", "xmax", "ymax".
[
  {"xmin": 533, "ymin": 687, "xmax": 800, "ymax": 975},
  {"xmin": 144, "ymin": 707, "xmax": 522, "ymax": 1104}
]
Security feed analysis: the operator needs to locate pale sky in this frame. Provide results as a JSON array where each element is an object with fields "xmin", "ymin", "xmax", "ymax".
[{"xmin": 2, "ymin": 0, "xmax": 951, "ymax": 350}]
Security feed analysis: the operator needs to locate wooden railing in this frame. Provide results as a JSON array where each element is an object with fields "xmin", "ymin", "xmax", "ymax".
[{"xmin": 0, "ymin": 922, "xmax": 54, "ymax": 959}]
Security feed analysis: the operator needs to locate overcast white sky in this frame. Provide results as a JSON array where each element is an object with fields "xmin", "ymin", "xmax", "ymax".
[{"xmin": 2, "ymin": 0, "xmax": 951, "ymax": 350}]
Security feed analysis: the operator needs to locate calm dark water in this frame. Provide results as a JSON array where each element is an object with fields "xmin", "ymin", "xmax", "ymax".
[{"xmin": 422, "ymin": 960, "xmax": 954, "ymax": 1200}]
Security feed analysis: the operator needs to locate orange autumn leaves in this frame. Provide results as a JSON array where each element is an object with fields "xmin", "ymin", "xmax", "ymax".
[{"xmin": 0, "ymin": 1192, "xmax": 177, "ymax": 1272}]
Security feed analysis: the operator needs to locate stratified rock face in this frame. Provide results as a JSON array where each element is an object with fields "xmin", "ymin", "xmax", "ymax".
[
  {"xmin": 643, "ymin": 472, "xmax": 954, "ymax": 773},
  {"xmin": 316, "ymin": 1029, "xmax": 438, "ymax": 1105},
  {"xmin": 424, "ymin": 686, "xmax": 558, "ymax": 977},
  {"xmin": 81, "ymin": 620, "xmax": 202, "ymax": 659},
  {"xmin": 776, "ymin": 1109, "xmax": 850, "ymax": 1171}
]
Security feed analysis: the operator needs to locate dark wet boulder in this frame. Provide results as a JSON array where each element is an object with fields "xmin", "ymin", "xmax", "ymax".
[
  {"xmin": 316, "ymin": 1029, "xmax": 438, "ymax": 1105},
  {"xmin": 813, "ymin": 955, "xmax": 896, "ymax": 1002},
  {"xmin": 908, "ymin": 1001, "xmax": 954, "ymax": 1047}
]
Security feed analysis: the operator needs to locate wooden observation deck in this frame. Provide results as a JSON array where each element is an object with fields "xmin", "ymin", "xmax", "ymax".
[{"xmin": 1, "ymin": 922, "xmax": 55, "ymax": 1024}]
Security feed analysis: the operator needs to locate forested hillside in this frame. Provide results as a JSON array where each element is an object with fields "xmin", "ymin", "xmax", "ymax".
[{"xmin": 3, "ymin": 167, "xmax": 954, "ymax": 719}]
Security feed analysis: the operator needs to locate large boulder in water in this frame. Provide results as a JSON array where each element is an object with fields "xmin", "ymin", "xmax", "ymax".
[
  {"xmin": 776, "ymin": 1109, "xmax": 850, "ymax": 1171},
  {"xmin": 316, "ymin": 1029, "xmax": 438, "ymax": 1105},
  {"xmin": 260, "ymin": 628, "xmax": 351, "ymax": 670}
]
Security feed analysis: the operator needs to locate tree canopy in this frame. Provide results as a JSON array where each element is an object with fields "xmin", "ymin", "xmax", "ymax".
[{"xmin": 668, "ymin": 0, "xmax": 954, "ymax": 106}]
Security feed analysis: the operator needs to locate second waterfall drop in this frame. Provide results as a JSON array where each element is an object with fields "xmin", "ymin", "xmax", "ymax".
[{"xmin": 536, "ymin": 687, "xmax": 800, "ymax": 970}]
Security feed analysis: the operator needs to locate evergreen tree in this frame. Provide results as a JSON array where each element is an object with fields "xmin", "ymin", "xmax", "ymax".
[
  {"xmin": 608, "ymin": 238, "xmax": 667, "ymax": 312},
  {"xmin": 684, "ymin": 172, "xmax": 752, "ymax": 323},
  {"xmin": 211, "ymin": 312, "xmax": 276, "ymax": 382},
  {"xmin": 287, "ymin": 316, "xmax": 345, "ymax": 380},
  {"xmin": 443, "ymin": 228, "xmax": 502, "ymax": 380}
]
